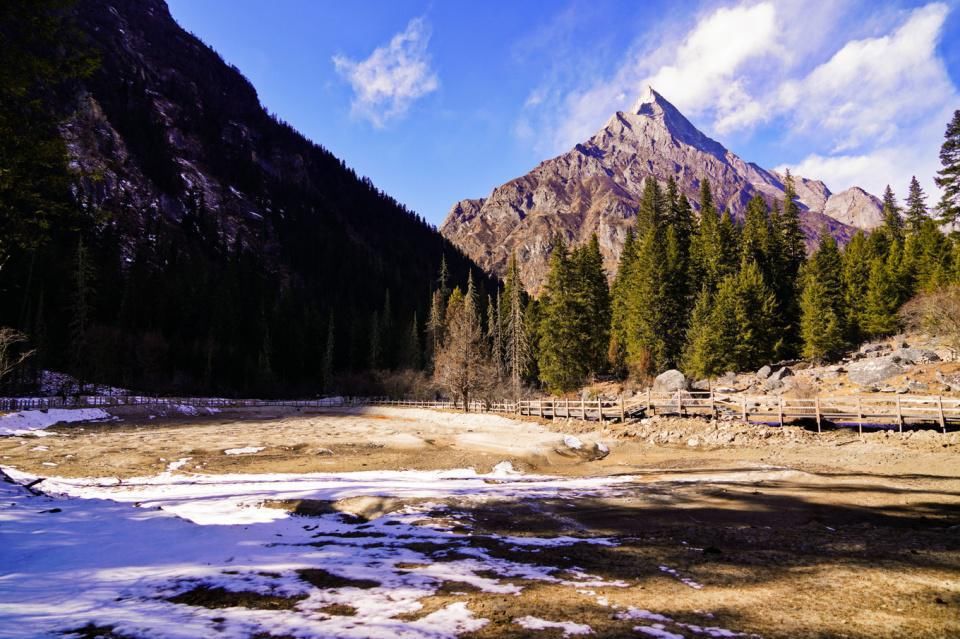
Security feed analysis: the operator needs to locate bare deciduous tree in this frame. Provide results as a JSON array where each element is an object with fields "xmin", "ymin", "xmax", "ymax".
[
  {"xmin": 433, "ymin": 280, "xmax": 494, "ymax": 411},
  {"xmin": 0, "ymin": 327, "xmax": 35, "ymax": 383},
  {"xmin": 899, "ymin": 286, "xmax": 960, "ymax": 359}
]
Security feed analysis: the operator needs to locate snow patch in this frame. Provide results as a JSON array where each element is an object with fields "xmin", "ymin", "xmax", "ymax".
[
  {"xmin": 491, "ymin": 461, "xmax": 521, "ymax": 477},
  {"xmin": 0, "ymin": 408, "xmax": 111, "ymax": 436},
  {"xmin": 515, "ymin": 616, "xmax": 593, "ymax": 636},
  {"xmin": 563, "ymin": 435, "xmax": 583, "ymax": 450},
  {"xmin": 635, "ymin": 625, "xmax": 685, "ymax": 639},
  {"xmin": 223, "ymin": 447, "xmax": 264, "ymax": 456},
  {"xmin": 659, "ymin": 565, "xmax": 704, "ymax": 589}
]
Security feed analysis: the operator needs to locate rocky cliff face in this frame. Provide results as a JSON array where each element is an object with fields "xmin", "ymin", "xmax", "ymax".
[{"xmin": 441, "ymin": 87, "xmax": 876, "ymax": 293}]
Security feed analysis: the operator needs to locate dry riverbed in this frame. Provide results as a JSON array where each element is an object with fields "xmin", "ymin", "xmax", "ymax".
[{"xmin": 0, "ymin": 405, "xmax": 957, "ymax": 639}]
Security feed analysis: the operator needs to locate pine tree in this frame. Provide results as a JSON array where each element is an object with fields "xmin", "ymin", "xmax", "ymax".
[
  {"xmin": 503, "ymin": 253, "xmax": 530, "ymax": 396},
  {"xmin": 608, "ymin": 229, "xmax": 637, "ymax": 375},
  {"xmin": 799, "ymin": 230, "xmax": 846, "ymax": 362},
  {"xmin": 730, "ymin": 259, "xmax": 778, "ymax": 370},
  {"xmin": 400, "ymin": 313, "xmax": 421, "ymax": 370},
  {"xmin": 70, "ymin": 238, "xmax": 96, "ymax": 391},
  {"xmin": 623, "ymin": 226, "xmax": 669, "ymax": 376},
  {"xmin": 841, "ymin": 231, "xmax": 872, "ymax": 342},
  {"xmin": 881, "ymin": 185, "xmax": 904, "ymax": 242},
  {"xmin": 689, "ymin": 179, "xmax": 738, "ymax": 292},
  {"xmin": 935, "ymin": 110, "xmax": 960, "ymax": 225},
  {"xmin": 487, "ymin": 294, "xmax": 504, "ymax": 379},
  {"xmin": 681, "ymin": 287, "xmax": 718, "ymax": 378},
  {"xmin": 573, "ymin": 234, "xmax": 610, "ymax": 375},
  {"xmin": 905, "ymin": 176, "xmax": 929, "ymax": 234},
  {"xmin": 863, "ymin": 256, "xmax": 900, "ymax": 337},
  {"xmin": 368, "ymin": 309, "xmax": 381, "ymax": 370},
  {"xmin": 321, "ymin": 314, "xmax": 335, "ymax": 392},
  {"xmin": 779, "ymin": 171, "xmax": 807, "ymax": 280},
  {"xmin": 636, "ymin": 178, "xmax": 664, "ymax": 236},
  {"xmin": 799, "ymin": 280, "xmax": 844, "ymax": 363},
  {"xmin": 740, "ymin": 195, "xmax": 774, "ymax": 281},
  {"xmin": 426, "ymin": 289, "xmax": 445, "ymax": 370},
  {"xmin": 538, "ymin": 235, "xmax": 589, "ymax": 393},
  {"xmin": 771, "ymin": 171, "xmax": 806, "ymax": 357}
]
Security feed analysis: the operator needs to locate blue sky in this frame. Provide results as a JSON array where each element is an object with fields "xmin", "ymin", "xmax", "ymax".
[{"xmin": 167, "ymin": 0, "xmax": 960, "ymax": 225}]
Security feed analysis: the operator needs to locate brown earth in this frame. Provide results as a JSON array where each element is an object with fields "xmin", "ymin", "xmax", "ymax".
[{"xmin": 1, "ymin": 405, "xmax": 958, "ymax": 638}]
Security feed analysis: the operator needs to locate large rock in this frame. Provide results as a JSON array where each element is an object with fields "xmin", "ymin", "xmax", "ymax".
[
  {"xmin": 847, "ymin": 357, "xmax": 906, "ymax": 386},
  {"xmin": 890, "ymin": 348, "xmax": 940, "ymax": 365},
  {"xmin": 755, "ymin": 365, "xmax": 772, "ymax": 380},
  {"xmin": 769, "ymin": 366, "xmax": 793, "ymax": 381},
  {"xmin": 653, "ymin": 369, "xmax": 689, "ymax": 393}
]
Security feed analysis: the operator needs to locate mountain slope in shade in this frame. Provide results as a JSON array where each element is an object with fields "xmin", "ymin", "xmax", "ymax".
[
  {"xmin": 1, "ymin": 0, "xmax": 493, "ymax": 394},
  {"xmin": 441, "ymin": 87, "xmax": 873, "ymax": 293}
]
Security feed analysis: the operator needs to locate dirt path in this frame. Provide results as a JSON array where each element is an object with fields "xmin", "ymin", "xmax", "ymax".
[{"xmin": 1, "ymin": 406, "xmax": 957, "ymax": 638}]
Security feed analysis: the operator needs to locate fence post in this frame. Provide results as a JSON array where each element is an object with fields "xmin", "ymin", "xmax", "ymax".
[
  {"xmin": 581, "ymin": 398, "xmax": 585, "ymax": 421},
  {"xmin": 646, "ymin": 388, "xmax": 652, "ymax": 414},
  {"xmin": 938, "ymin": 395, "xmax": 946, "ymax": 434},
  {"xmin": 857, "ymin": 397, "xmax": 863, "ymax": 437},
  {"xmin": 620, "ymin": 394, "xmax": 625, "ymax": 423},
  {"xmin": 566, "ymin": 397, "xmax": 570, "ymax": 419},
  {"xmin": 896, "ymin": 396, "xmax": 903, "ymax": 433},
  {"xmin": 815, "ymin": 396, "xmax": 822, "ymax": 434},
  {"xmin": 676, "ymin": 389, "xmax": 682, "ymax": 416},
  {"xmin": 778, "ymin": 397, "xmax": 784, "ymax": 427},
  {"xmin": 741, "ymin": 395, "xmax": 747, "ymax": 422},
  {"xmin": 598, "ymin": 397, "xmax": 603, "ymax": 424}
]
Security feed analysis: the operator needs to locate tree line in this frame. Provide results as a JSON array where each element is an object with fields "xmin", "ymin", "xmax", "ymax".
[{"xmin": 425, "ymin": 110, "xmax": 960, "ymax": 401}]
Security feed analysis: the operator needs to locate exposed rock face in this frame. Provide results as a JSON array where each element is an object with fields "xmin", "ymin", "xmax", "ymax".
[
  {"xmin": 441, "ymin": 87, "xmax": 878, "ymax": 292},
  {"xmin": 822, "ymin": 187, "xmax": 885, "ymax": 229}
]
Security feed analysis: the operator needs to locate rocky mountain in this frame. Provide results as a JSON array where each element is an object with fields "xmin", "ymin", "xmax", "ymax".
[
  {"xmin": 441, "ymin": 87, "xmax": 881, "ymax": 292},
  {"xmin": 1, "ymin": 0, "xmax": 491, "ymax": 394}
]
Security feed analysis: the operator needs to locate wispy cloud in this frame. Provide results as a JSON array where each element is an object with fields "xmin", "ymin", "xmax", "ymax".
[
  {"xmin": 522, "ymin": 1, "xmax": 957, "ymax": 198},
  {"xmin": 333, "ymin": 17, "xmax": 439, "ymax": 127}
]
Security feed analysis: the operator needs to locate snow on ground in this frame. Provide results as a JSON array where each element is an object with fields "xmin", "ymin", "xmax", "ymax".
[
  {"xmin": 658, "ymin": 565, "xmax": 704, "ymax": 589},
  {"xmin": 223, "ymin": 446, "xmax": 264, "ymax": 456},
  {"xmin": 0, "ymin": 466, "xmax": 638, "ymax": 638},
  {"xmin": 0, "ymin": 408, "xmax": 112, "ymax": 436},
  {"xmin": 515, "ymin": 615, "xmax": 593, "ymax": 635}
]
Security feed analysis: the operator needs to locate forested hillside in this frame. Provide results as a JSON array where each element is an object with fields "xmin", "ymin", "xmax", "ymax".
[{"xmin": 0, "ymin": 0, "xmax": 493, "ymax": 396}]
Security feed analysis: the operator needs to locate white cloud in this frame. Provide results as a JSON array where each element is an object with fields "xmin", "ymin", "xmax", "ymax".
[
  {"xmin": 333, "ymin": 17, "xmax": 439, "ymax": 127},
  {"xmin": 776, "ymin": 2, "xmax": 953, "ymax": 152},
  {"xmin": 643, "ymin": 2, "xmax": 779, "ymax": 123},
  {"xmin": 522, "ymin": 0, "xmax": 957, "ymax": 201}
]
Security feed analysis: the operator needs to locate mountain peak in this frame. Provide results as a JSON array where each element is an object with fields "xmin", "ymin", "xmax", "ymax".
[
  {"xmin": 621, "ymin": 87, "xmax": 727, "ymax": 160},
  {"xmin": 630, "ymin": 85, "xmax": 666, "ymax": 113}
]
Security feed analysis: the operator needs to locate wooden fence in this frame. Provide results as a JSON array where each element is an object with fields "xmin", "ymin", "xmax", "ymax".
[{"xmin": 0, "ymin": 390, "xmax": 956, "ymax": 433}]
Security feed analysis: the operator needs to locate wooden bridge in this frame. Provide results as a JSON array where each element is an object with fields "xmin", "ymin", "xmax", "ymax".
[
  {"xmin": 1, "ymin": 391, "xmax": 957, "ymax": 434},
  {"xmin": 507, "ymin": 391, "xmax": 957, "ymax": 434}
]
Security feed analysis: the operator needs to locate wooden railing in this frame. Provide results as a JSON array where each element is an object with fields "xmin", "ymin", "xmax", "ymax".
[{"xmin": 1, "ymin": 391, "xmax": 957, "ymax": 433}]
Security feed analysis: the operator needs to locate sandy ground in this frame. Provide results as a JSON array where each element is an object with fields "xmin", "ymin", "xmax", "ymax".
[{"xmin": 1, "ymin": 405, "xmax": 958, "ymax": 638}]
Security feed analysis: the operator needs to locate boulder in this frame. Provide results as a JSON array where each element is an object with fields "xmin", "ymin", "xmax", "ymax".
[
  {"xmin": 890, "ymin": 348, "xmax": 940, "ymax": 365},
  {"xmin": 555, "ymin": 435, "xmax": 610, "ymax": 461},
  {"xmin": 718, "ymin": 371, "xmax": 738, "ymax": 386},
  {"xmin": 755, "ymin": 365, "xmax": 772, "ymax": 380},
  {"xmin": 691, "ymin": 379, "xmax": 712, "ymax": 391},
  {"xmin": 769, "ymin": 366, "xmax": 793, "ymax": 381},
  {"xmin": 859, "ymin": 343, "xmax": 886, "ymax": 355},
  {"xmin": 847, "ymin": 356, "xmax": 906, "ymax": 386},
  {"xmin": 935, "ymin": 371, "xmax": 960, "ymax": 392},
  {"xmin": 653, "ymin": 369, "xmax": 688, "ymax": 393}
]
